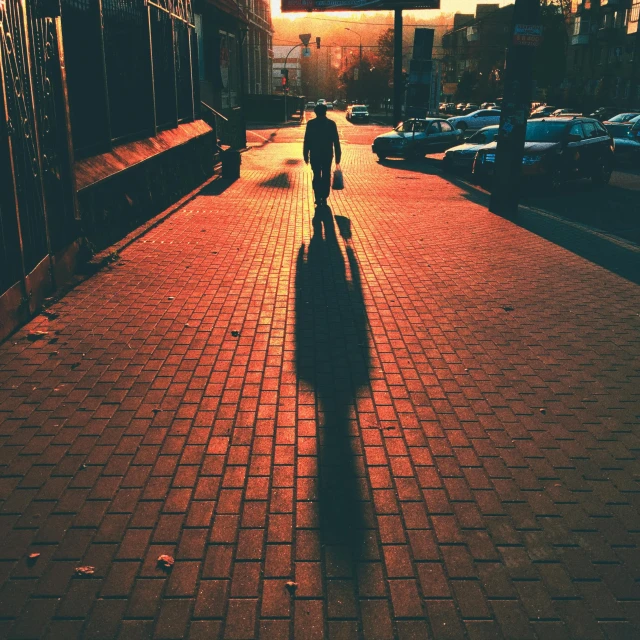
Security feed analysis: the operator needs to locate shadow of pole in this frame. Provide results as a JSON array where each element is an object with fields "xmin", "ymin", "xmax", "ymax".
[{"xmin": 295, "ymin": 207, "xmax": 371, "ymax": 563}]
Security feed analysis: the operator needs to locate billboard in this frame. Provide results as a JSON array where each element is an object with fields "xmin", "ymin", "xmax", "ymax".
[
  {"xmin": 281, "ymin": 0, "xmax": 440, "ymax": 12},
  {"xmin": 412, "ymin": 28, "xmax": 434, "ymax": 61}
]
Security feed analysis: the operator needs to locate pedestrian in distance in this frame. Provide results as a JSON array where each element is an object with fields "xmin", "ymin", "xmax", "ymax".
[{"xmin": 303, "ymin": 103, "xmax": 341, "ymax": 207}]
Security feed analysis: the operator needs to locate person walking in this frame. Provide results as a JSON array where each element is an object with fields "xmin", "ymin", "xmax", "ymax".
[{"xmin": 303, "ymin": 104, "xmax": 341, "ymax": 207}]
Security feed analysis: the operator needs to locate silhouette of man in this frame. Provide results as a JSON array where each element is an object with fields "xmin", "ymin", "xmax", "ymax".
[{"xmin": 303, "ymin": 104, "xmax": 341, "ymax": 206}]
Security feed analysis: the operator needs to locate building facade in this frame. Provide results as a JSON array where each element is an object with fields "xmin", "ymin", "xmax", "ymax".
[
  {"xmin": 244, "ymin": 0, "xmax": 274, "ymax": 96},
  {"xmin": 442, "ymin": 5, "xmax": 514, "ymax": 101},
  {"xmin": 194, "ymin": 0, "xmax": 273, "ymax": 144},
  {"xmin": 566, "ymin": 0, "xmax": 640, "ymax": 110},
  {"xmin": 0, "ymin": 0, "xmax": 212, "ymax": 341}
]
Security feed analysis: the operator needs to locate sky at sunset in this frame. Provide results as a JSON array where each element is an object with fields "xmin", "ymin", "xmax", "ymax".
[{"xmin": 271, "ymin": 0, "xmax": 512, "ymax": 19}]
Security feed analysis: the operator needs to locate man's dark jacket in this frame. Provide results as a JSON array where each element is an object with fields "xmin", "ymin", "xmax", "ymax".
[{"xmin": 303, "ymin": 117, "xmax": 341, "ymax": 163}]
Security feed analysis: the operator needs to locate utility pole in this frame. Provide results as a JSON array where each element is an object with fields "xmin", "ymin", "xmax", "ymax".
[
  {"xmin": 393, "ymin": 10, "xmax": 403, "ymax": 125},
  {"xmin": 489, "ymin": 0, "xmax": 541, "ymax": 218}
]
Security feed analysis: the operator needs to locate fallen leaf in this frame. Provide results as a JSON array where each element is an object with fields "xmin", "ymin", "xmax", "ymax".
[
  {"xmin": 27, "ymin": 331, "xmax": 48, "ymax": 341},
  {"xmin": 285, "ymin": 581, "xmax": 298, "ymax": 594},
  {"xmin": 168, "ymin": 296, "xmax": 175, "ymax": 300},
  {"xmin": 27, "ymin": 552, "xmax": 41, "ymax": 560},
  {"xmin": 157, "ymin": 554, "xmax": 175, "ymax": 569},
  {"xmin": 75, "ymin": 566, "xmax": 96, "ymax": 576},
  {"xmin": 539, "ymin": 408, "xmax": 546, "ymax": 414},
  {"xmin": 43, "ymin": 311, "xmax": 59, "ymax": 320},
  {"xmin": 502, "ymin": 306, "xmax": 514, "ymax": 312},
  {"xmin": 71, "ymin": 363, "xmax": 80, "ymax": 370},
  {"xmin": 231, "ymin": 330, "xmax": 240, "ymax": 337}
]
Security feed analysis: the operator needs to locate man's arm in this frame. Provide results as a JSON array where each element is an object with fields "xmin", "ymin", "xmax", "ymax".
[
  {"xmin": 333, "ymin": 121, "xmax": 342, "ymax": 164},
  {"xmin": 303, "ymin": 122, "xmax": 311, "ymax": 164}
]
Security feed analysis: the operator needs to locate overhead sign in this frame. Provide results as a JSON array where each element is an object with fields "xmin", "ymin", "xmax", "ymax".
[
  {"xmin": 513, "ymin": 24, "xmax": 543, "ymax": 47},
  {"xmin": 281, "ymin": 0, "xmax": 440, "ymax": 12},
  {"xmin": 302, "ymin": 47, "xmax": 312, "ymax": 57}
]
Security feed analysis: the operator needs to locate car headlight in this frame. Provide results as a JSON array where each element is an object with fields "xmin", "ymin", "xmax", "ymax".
[{"xmin": 522, "ymin": 155, "xmax": 543, "ymax": 165}]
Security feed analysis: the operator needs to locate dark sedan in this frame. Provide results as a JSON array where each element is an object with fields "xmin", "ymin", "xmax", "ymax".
[
  {"xmin": 373, "ymin": 118, "xmax": 463, "ymax": 160},
  {"xmin": 473, "ymin": 118, "xmax": 614, "ymax": 189},
  {"xmin": 605, "ymin": 122, "xmax": 640, "ymax": 166}
]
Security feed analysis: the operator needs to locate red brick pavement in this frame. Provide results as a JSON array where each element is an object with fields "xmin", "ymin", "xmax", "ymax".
[{"xmin": 1, "ymin": 126, "xmax": 639, "ymax": 639}]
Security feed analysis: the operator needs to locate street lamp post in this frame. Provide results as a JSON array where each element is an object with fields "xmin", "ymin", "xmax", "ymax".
[
  {"xmin": 345, "ymin": 28, "xmax": 362, "ymax": 101},
  {"xmin": 283, "ymin": 35, "xmax": 312, "ymax": 123},
  {"xmin": 283, "ymin": 43, "xmax": 301, "ymax": 123}
]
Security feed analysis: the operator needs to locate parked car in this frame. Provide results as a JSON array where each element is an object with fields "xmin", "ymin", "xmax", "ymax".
[
  {"xmin": 473, "ymin": 117, "xmax": 614, "ymax": 189},
  {"xmin": 455, "ymin": 102, "xmax": 467, "ymax": 113},
  {"xmin": 372, "ymin": 118, "xmax": 463, "ymax": 160},
  {"xmin": 529, "ymin": 105, "xmax": 556, "ymax": 119},
  {"xmin": 605, "ymin": 122, "xmax": 640, "ymax": 165},
  {"xmin": 325, "ymin": 102, "xmax": 334, "ymax": 110},
  {"xmin": 590, "ymin": 107, "xmax": 620, "ymax": 122},
  {"xmin": 316, "ymin": 98, "xmax": 327, "ymax": 105},
  {"xmin": 443, "ymin": 125, "xmax": 499, "ymax": 172},
  {"xmin": 464, "ymin": 103, "xmax": 479, "ymax": 114},
  {"xmin": 448, "ymin": 109, "xmax": 501, "ymax": 132},
  {"xmin": 480, "ymin": 102, "xmax": 497, "ymax": 109},
  {"xmin": 346, "ymin": 104, "xmax": 369, "ymax": 123},
  {"xmin": 305, "ymin": 101, "xmax": 316, "ymax": 111},
  {"xmin": 604, "ymin": 112, "xmax": 640, "ymax": 124}
]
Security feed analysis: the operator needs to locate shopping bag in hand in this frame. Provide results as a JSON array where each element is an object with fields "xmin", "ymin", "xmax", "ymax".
[{"xmin": 332, "ymin": 165, "xmax": 344, "ymax": 190}]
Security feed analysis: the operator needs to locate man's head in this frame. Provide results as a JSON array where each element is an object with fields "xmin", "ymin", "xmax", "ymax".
[{"xmin": 314, "ymin": 104, "xmax": 327, "ymax": 118}]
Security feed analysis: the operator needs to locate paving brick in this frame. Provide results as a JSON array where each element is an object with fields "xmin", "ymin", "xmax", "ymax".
[{"xmin": 1, "ymin": 119, "xmax": 639, "ymax": 639}]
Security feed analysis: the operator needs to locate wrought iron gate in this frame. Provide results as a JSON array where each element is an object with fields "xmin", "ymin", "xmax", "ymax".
[{"xmin": 0, "ymin": 0, "xmax": 75, "ymax": 301}]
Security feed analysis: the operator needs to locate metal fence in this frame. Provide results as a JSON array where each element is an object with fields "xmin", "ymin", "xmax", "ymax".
[
  {"xmin": 0, "ymin": 0, "xmax": 200, "ymax": 307},
  {"xmin": 1, "ymin": 0, "xmax": 76, "ymax": 299},
  {"xmin": 60, "ymin": 0, "xmax": 198, "ymax": 158}
]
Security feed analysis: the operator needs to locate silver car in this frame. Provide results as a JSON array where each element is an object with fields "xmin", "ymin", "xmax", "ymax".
[
  {"xmin": 443, "ymin": 125, "xmax": 499, "ymax": 171},
  {"xmin": 372, "ymin": 118, "xmax": 463, "ymax": 160}
]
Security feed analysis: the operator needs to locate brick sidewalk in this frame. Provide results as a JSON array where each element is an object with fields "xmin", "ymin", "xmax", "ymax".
[{"xmin": 1, "ymin": 139, "xmax": 639, "ymax": 640}]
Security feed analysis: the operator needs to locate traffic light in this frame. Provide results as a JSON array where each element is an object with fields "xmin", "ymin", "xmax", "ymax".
[{"xmin": 316, "ymin": 37, "xmax": 321, "ymax": 49}]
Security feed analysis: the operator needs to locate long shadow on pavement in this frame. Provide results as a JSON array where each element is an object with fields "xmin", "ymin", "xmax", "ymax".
[
  {"xmin": 295, "ymin": 206, "xmax": 371, "ymax": 564},
  {"xmin": 381, "ymin": 156, "xmax": 640, "ymax": 285}
]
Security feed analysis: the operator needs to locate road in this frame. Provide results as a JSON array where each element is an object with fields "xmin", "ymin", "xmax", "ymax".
[{"xmin": 249, "ymin": 112, "xmax": 640, "ymax": 245}]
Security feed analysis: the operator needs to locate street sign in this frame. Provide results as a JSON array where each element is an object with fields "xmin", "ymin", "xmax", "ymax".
[
  {"xmin": 299, "ymin": 33, "xmax": 311, "ymax": 46},
  {"xmin": 302, "ymin": 47, "xmax": 311, "ymax": 57},
  {"xmin": 513, "ymin": 23, "xmax": 543, "ymax": 46},
  {"xmin": 282, "ymin": 0, "xmax": 439, "ymax": 12}
]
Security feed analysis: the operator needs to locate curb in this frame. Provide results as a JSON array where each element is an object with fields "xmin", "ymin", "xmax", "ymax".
[
  {"xmin": 432, "ymin": 163, "xmax": 640, "ymax": 253},
  {"xmin": 88, "ymin": 170, "xmax": 223, "ymax": 271}
]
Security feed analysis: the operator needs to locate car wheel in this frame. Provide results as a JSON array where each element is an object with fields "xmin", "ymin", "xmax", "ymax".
[
  {"xmin": 442, "ymin": 155, "xmax": 454, "ymax": 171},
  {"xmin": 592, "ymin": 161, "xmax": 612, "ymax": 186}
]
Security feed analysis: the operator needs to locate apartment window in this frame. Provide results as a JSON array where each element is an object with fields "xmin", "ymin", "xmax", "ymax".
[
  {"xmin": 629, "ymin": 0, "xmax": 640, "ymax": 34},
  {"xmin": 573, "ymin": 17, "xmax": 582, "ymax": 35}
]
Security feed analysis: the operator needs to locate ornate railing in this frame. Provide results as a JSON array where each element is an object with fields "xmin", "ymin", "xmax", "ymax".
[{"xmin": 60, "ymin": 0, "xmax": 198, "ymax": 157}]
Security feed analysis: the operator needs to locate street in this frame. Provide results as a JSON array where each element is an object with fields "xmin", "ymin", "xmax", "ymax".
[
  {"xmin": 0, "ymin": 113, "xmax": 639, "ymax": 639},
  {"xmin": 250, "ymin": 112, "xmax": 640, "ymax": 245}
]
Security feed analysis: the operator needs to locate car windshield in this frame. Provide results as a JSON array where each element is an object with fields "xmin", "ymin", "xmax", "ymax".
[
  {"xmin": 605, "ymin": 124, "xmax": 631, "ymax": 138},
  {"xmin": 608, "ymin": 113, "xmax": 638, "ymax": 123},
  {"xmin": 525, "ymin": 120, "xmax": 567, "ymax": 142},
  {"xmin": 352, "ymin": 107, "xmax": 367, "ymax": 112},
  {"xmin": 469, "ymin": 127, "xmax": 497, "ymax": 143}
]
